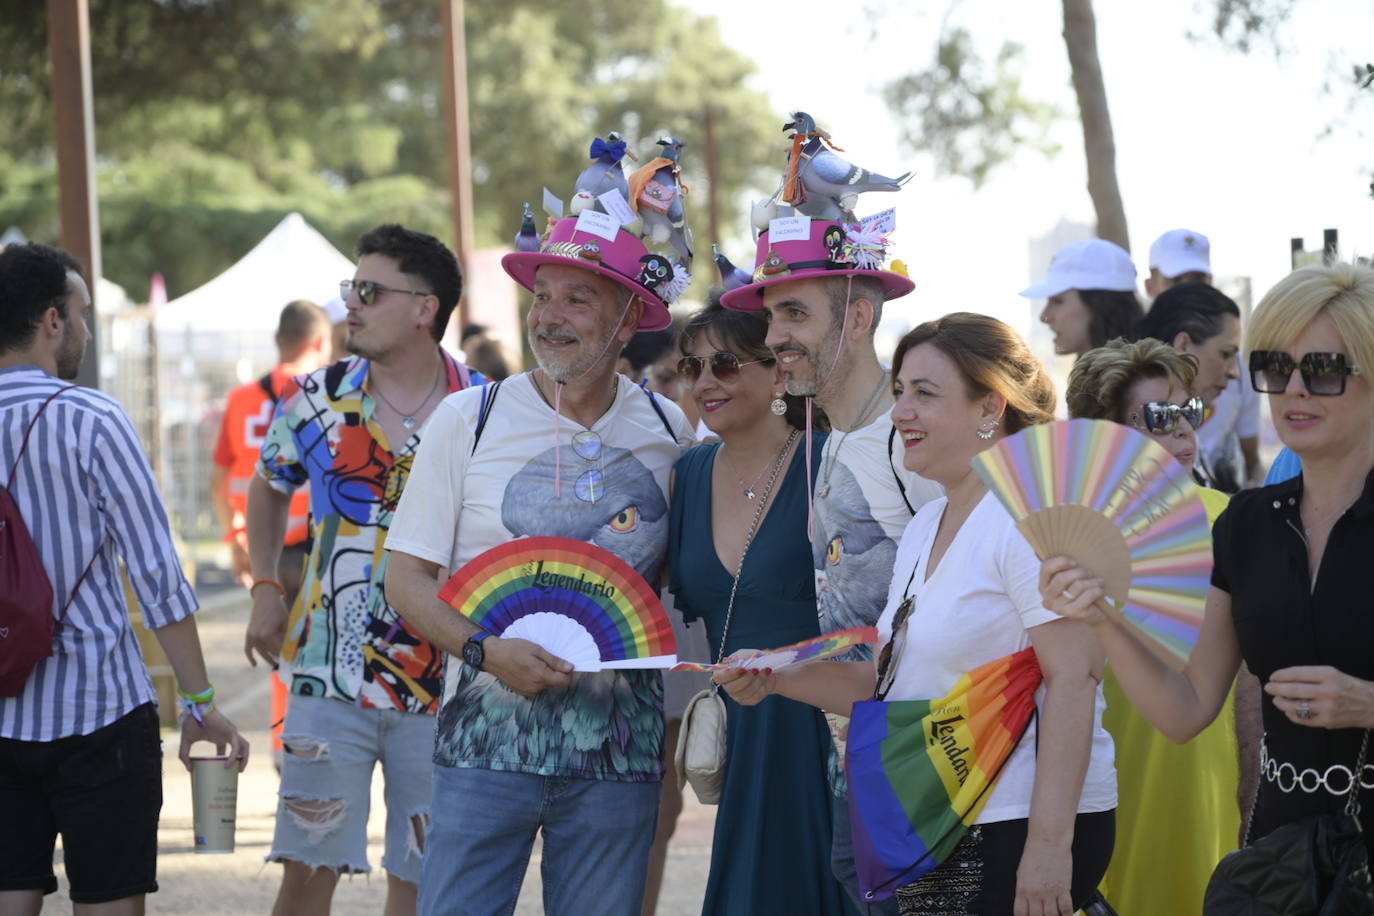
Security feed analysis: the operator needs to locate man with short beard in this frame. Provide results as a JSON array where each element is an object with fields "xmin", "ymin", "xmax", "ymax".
[
  {"xmin": 722, "ymin": 218, "xmax": 942, "ymax": 913},
  {"xmin": 385, "ymin": 213, "xmax": 692, "ymax": 916},
  {"xmin": 0, "ymin": 242, "xmax": 248, "ymax": 912},
  {"xmin": 246, "ymin": 224, "xmax": 482, "ymax": 916}
]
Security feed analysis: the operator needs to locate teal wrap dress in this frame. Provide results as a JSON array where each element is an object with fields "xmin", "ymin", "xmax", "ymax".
[{"xmin": 669, "ymin": 434, "xmax": 853, "ymax": 916}]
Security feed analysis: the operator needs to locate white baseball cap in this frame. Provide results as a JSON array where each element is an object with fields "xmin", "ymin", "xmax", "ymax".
[
  {"xmin": 1148, "ymin": 229, "xmax": 1211, "ymax": 279},
  {"xmin": 1020, "ymin": 238, "xmax": 1137, "ymax": 298}
]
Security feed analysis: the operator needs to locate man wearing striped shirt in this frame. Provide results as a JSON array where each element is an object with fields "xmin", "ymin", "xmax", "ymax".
[{"xmin": 0, "ymin": 242, "xmax": 248, "ymax": 912}]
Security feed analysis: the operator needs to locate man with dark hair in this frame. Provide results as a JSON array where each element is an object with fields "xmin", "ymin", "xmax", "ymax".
[
  {"xmin": 245, "ymin": 225, "xmax": 482, "ymax": 916},
  {"xmin": 721, "ymin": 218, "xmax": 942, "ymax": 913},
  {"xmin": 0, "ymin": 242, "xmax": 248, "ymax": 912},
  {"xmin": 211, "ymin": 299, "xmax": 331, "ymax": 770},
  {"xmin": 355, "ymin": 223, "xmax": 462, "ymax": 344}
]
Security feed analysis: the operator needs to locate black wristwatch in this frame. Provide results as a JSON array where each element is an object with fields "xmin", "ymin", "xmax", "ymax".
[{"xmin": 462, "ymin": 631, "xmax": 492, "ymax": 670}]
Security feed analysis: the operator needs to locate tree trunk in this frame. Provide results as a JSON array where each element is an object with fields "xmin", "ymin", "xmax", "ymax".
[{"xmin": 1062, "ymin": 0, "xmax": 1130, "ymax": 252}]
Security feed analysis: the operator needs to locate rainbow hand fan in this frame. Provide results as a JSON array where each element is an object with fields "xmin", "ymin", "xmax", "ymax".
[
  {"xmin": 970, "ymin": 418, "xmax": 1212, "ymax": 666},
  {"xmin": 439, "ymin": 537, "xmax": 677, "ymax": 671},
  {"xmin": 671, "ymin": 626, "xmax": 878, "ymax": 672}
]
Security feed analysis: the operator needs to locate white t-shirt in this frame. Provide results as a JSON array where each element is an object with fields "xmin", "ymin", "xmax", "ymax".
[
  {"xmin": 385, "ymin": 372, "xmax": 693, "ymax": 782},
  {"xmin": 813, "ymin": 414, "xmax": 943, "ymax": 645},
  {"xmin": 876, "ymin": 491, "xmax": 1117, "ymax": 824},
  {"xmin": 1197, "ymin": 373, "xmax": 1260, "ymax": 481}
]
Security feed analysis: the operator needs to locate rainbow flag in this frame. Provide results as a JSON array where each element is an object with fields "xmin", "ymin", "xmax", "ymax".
[{"xmin": 846, "ymin": 647, "xmax": 1043, "ymax": 902}]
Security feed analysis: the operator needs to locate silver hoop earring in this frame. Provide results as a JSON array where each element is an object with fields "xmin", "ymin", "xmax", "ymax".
[
  {"xmin": 976, "ymin": 419, "xmax": 999, "ymax": 441},
  {"xmin": 770, "ymin": 397, "xmax": 788, "ymax": 416}
]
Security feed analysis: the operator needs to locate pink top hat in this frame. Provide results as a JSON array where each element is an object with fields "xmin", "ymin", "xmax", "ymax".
[
  {"xmin": 719, "ymin": 218, "xmax": 914, "ymax": 310},
  {"xmin": 501, "ymin": 218, "xmax": 678, "ymax": 331}
]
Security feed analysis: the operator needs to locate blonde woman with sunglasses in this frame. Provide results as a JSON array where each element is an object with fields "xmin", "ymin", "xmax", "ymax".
[
  {"xmin": 1042, "ymin": 264, "xmax": 1374, "ymax": 889},
  {"xmin": 1061, "ymin": 337, "xmax": 1237, "ymax": 914}
]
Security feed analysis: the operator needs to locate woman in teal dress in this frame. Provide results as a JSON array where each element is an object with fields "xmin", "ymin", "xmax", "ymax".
[{"xmin": 668, "ymin": 299, "xmax": 850, "ymax": 916}]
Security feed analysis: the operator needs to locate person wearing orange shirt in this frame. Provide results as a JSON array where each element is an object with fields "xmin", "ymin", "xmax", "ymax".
[{"xmin": 211, "ymin": 299, "xmax": 331, "ymax": 766}]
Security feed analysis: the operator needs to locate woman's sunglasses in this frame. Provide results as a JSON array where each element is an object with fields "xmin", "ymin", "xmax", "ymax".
[
  {"xmin": 1126, "ymin": 395, "xmax": 1204, "ymax": 435},
  {"xmin": 340, "ymin": 278, "xmax": 431, "ymax": 306},
  {"xmin": 1250, "ymin": 350, "xmax": 1362, "ymax": 396},
  {"xmin": 676, "ymin": 352, "xmax": 773, "ymax": 383}
]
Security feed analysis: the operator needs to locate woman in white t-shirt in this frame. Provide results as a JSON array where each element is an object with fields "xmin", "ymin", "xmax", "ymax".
[{"xmin": 718, "ymin": 313, "xmax": 1116, "ymax": 915}]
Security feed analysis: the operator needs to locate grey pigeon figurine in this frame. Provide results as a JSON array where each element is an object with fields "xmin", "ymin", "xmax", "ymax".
[
  {"xmin": 513, "ymin": 202, "xmax": 541, "ymax": 252},
  {"xmin": 629, "ymin": 136, "xmax": 694, "ymax": 268},
  {"xmin": 712, "ymin": 244, "xmax": 752, "ymax": 291},
  {"xmin": 570, "ymin": 131, "xmax": 633, "ymax": 215},
  {"xmin": 782, "ymin": 111, "xmax": 910, "ymax": 221}
]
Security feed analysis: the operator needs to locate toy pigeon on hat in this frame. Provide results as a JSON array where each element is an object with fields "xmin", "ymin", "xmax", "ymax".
[
  {"xmin": 502, "ymin": 130, "xmax": 694, "ymax": 333},
  {"xmin": 720, "ymin": 110, "xmax": 913, "ymax": 311}
]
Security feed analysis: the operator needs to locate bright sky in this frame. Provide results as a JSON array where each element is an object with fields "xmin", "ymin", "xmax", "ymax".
[{"xmin": 691, "ymin": 0, "xmax": 1373, "ymax": 356}]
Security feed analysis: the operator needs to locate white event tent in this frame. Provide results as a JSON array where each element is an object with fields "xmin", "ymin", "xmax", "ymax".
[{"xmin": 154, "ymin": 211, "xmax": 352, "ymax": 374}]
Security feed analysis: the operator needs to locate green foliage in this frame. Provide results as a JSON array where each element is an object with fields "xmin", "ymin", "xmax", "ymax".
[
  {"xmin": 883, "ymin": 29, "xmax": 1061, "ymax": 188},
  {"xmin": 0, "ymin": 0, "xmax": 777, "ymax": 300}
]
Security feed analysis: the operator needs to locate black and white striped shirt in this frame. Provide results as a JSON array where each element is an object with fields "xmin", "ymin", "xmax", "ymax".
[{"xmin": 1, "ymin": 365, "xmax": 197, "ymax": 741}]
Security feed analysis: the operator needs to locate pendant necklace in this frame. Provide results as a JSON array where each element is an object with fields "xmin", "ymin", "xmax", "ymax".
[
  {"xmin": 816, "ymin": 374, "xmax": 889, "ymax": 500},
  {"xmin": 373, "ymin": 359, "xmax": 443, "ymax": 431},
  {"xmin": 721, "ymin": 430, "xmax": 794, "ymax": 500}
]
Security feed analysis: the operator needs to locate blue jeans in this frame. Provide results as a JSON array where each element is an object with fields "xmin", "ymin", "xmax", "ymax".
[
  {"xmin": 419, "ymin": 764, "xmax": 660, "ymax": 916},
  {"xmin": 832, "ymin": 794, "xmax": 900, "ymax": 916}
]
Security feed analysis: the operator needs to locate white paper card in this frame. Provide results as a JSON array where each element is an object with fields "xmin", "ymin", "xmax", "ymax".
[
  {"xmin": 768, "ymin": 216, "xmax": 811, "ymax": 243},
  {"xmin": 861, "ymin": 207, "xmax": 896, "ymax": 235},
  {"xmin": 598, "ymin": 190, "xmax": 638, "ymax": 227},
  {"xmin": 542, "ymin": 187, "xmax": 564, "ymax": 219},
  {"xmin": 575, "ymin": 208, "xmax": 620, "ymax": 242}
]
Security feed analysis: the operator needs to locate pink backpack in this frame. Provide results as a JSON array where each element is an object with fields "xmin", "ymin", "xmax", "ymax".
[{"xmin": 0, "ymin": 386, "xmax": 94, "ymax": 697}]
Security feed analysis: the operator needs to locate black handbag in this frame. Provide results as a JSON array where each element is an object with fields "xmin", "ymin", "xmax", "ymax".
[{"xmin": 1204, "ymin": 730, "xmax": 1373, "ymax": 915}]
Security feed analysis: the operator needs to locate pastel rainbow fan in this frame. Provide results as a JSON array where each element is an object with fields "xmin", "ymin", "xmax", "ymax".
[
  {"xmin": 439, "ymin": 537, "xmax": 677, "ymax": 671},
  {"xmin": 672, "ymin": 627, "xmax": 878, "ymax": 672},
  {"xmin": 970, "ymin": 418, "xmax": 1212, "ymax": 666}
]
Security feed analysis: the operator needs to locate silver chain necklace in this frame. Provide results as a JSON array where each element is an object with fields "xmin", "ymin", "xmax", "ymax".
[
  {"xmin": 816, "ymin": 374, "xmax": 889, "ymax": 499},
  {"xmin": 372, "ymin": 359, "xmax": 443, "ymax": 430}
]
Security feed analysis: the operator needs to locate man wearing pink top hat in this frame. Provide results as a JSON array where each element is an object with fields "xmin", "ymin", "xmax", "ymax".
[
  {"xmin": 722, "ymin": 213, "xmax": 942, "ymax": 912},
  {"xmin": 386, "ymin": 188, "xmax": 694, "ymax": 914}
]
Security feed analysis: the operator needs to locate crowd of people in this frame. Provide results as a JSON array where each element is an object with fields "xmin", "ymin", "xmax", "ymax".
[{"xmin": 3, "ymin": 151, "xmax": 1374, "ymax": 916}]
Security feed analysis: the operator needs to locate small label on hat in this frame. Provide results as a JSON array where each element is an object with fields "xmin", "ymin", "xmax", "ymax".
[
  {"xmin": 542, "ymin": 187, "xmax": 564, "ymax": 219},
  {"xmin": 860, "ymin": 207, "xmax": 896, "ymax": 235},
  {"xmin": 768, "ymin": 216, "xmax": 811, "ymax": 243},
  {"xmin": 575, "ymin": 208, "xmax": 620, "ymax": 242},
  {"xmin": 598, "ymin": 190, "xmax": 638, "ymax": 227}
]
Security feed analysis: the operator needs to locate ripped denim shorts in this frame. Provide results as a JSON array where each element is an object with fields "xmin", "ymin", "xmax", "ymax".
[{"xmin": 267, "ymin": 694, "xmax": 437, "ymax": 884}]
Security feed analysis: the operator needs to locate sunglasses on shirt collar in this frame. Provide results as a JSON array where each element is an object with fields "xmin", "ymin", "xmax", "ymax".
[
  {"xmin": 340, "ymin": 278, "xmax": 431, "ymax": 306},
  {"xmin": 676, "ymin": 352, "xmax": 774, "ymax": 383},
  {"xmin": 1249, "ymin": 350, "xmax": 1362, "ymax": 396},
  {"xmin": 1126, "ymin": 395, "xmax": 1204, "ymax": 435}
]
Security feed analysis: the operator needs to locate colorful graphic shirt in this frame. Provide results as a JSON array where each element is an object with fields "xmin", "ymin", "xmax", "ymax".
[
  {"xmin": 214, "ymin": 362, "xmax": 313, "ymax": 545},
  {"xmin": 813, "ymin": 414, "xmax": 942, "ymax": 793},
  {"xmin": 258, "ymin": 353, "xmax": 481, "ymax": 713},
  {"xmin": 386, "ymin": 372, "xmax": 692, "ymax": 782}
]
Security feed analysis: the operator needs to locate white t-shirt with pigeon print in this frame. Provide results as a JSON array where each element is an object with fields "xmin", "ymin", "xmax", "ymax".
[
  {"xmin": 813, "ymin": 414, "xmax": 942, "ymax": 647},
  {"xmin": 813, "ymin": 413, "xmax": 942, "ymax": 795},
  {"xmin": 386, "ymin": 372, "xmax": 693, "ymax": 783}
]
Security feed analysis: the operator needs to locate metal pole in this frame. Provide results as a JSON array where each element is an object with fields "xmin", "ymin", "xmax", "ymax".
[
  {"xmin": 1290, "ymin": 237, "xmax": 1303, "ymax": 271},
  {"xmin": 47, "ymin": 0, "xmax": 101, "ymax": 389},
  {"xmin": 1323, "ymin": 228, "xmax": 1339, "ymax": 265},
  {"xmin": 440, "ymin": 0, "xmax": 475, "ymax": 334}
]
